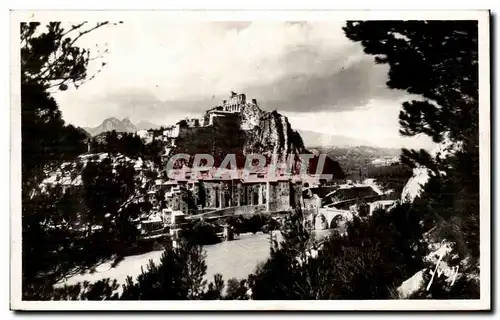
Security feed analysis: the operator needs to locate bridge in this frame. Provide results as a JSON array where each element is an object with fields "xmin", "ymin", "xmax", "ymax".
[
  {"xmin": 314, "ymin": 194, "xmax": 389, "ymax": 230},
  {"xmin": 185, "ymin": 203, "xmax": 349, "ymax": 233},
  {"xmin": 187, "ymin": 205, "xmax": 265, "ymax": 220},
  {"xmin": 322, "ymin": 194, "xmax": 386, "ymax": 210},
  {"xmin": 184, "ymin": 193, "xmax": 392, "ymax": 231}
]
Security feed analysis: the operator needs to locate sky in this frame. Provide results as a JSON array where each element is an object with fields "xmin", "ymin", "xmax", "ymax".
[{"xmin": 52, "ymin": 20, "xmax": 435, "ymax": 150}]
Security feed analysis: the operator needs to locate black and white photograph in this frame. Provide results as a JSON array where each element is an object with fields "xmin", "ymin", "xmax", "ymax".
[{"xmin": 10, "ymin": 10, "xmax": 490, "ymax": 311}]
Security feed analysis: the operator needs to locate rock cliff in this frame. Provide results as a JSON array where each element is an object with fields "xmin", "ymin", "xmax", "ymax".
[{"xmin": 242, "ymin": 110, "xmax": 306, "ymax": 162}]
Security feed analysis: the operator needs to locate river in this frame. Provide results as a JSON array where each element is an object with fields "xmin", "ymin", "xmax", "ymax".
[{"xmin": 57, "ymin": 230, "xmax": 332, "ymax": 290}]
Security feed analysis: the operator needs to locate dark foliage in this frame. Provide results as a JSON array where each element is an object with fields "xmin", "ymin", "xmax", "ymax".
[
  {"xmin": 20, "ymin": 21, "xmax": 145, "ymax": 300},
  {"xmin": 249, "ymin": 204, "xmax": 425, "ymax": 299},
  {"xmin": 226, "ymin": 214, "xmax": 280, "ymax": 235},
  {"xmin": 21, "ymin": 83, "xmax": 89, "ymax": 195},
  {"xmin": 21, "ymin": 21, "xmax": 119, "ymax": 90},
  {"xmin": 90, "ymin": 131, "xmax": 165, "ymax": 165},
  {"xmin": 342, "ymin": 20, "xmax": 479, "ymax": 298},
  {"xmin": 343, "ymin": 21, "xmax": 477, "ymax": 145},
  {"xmin": 365, "ymin": 163, "xmax": 413, "ymax": 196},
  {"xmin": 343, "ymin": 20, "xmax": 479, "ymax": 295},
  {"xmin": 313, "ymin": 204, "xmax": 425, "ymax": 299},
  {"xmin": 249, "ymin": 207, "xmax": 319, "ymax": 299},
  {"xmin": 50, "ymin": 279, "xmax": 120, "ymax": 300},
  {"xmin": 21, "ymin": 20, "xmax": 481, "ymax": 301},
  {"xmin": 120, "ymin": 241, "xmax": 223, "ymax": 300},
  {"xmin": 44, "ymin": 242, "xmax": 226, "ymax": 300},
  {"xmin": 224, "ymin": 278, "xmax": 249, "ymax": 300},
  {"xmin": 22, "ymin": 159, "xmax": 143, "ymax": 300},
  {"xmin": 182, "ymin": 221, "xmax": 221, "ymax": 246},
  {"xmin": 248, "ymin": 21, "xmax": 480, "ymax": 300}
]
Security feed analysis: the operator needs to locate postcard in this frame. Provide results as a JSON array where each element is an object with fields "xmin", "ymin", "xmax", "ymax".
[{"xmin": 10, "ymin": 9, "xmax": 490, "ymax": 311}]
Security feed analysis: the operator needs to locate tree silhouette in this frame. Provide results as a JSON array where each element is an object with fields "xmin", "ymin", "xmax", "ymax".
[
  {"xmin": 248, "ymin": 21, "xmax": 480, "ymax": 300},
  {"xmin": 343, "ymin": 20, "xmax": 479, "ymax": 298},
  {"xmin": 343, "ymin": 21, "xmax": 478, "ymax": 147},
  {"xmin": 22, "ymin": 157, "xmax": 143, "ymax": 300},
  {"xmin": 20, "ymin": 21, "xmax": 117, "ymax": 191},
  {"xmin": 20, "ymin": 21, "xmax": 136, "ymax": 300},
  {"xmin": 21, "ymin": 21, "xmax": 122, "ymax": 91},
  {"xmin": 249, "ymin": 206, "xmax": 321, "ymax": 299},
  {"xmin": 120, "ymin": 241, "xmax": 223, "ymax": 300},
  {"xmin": 224, "ymin": 278, "xmax": 249, "ymax": 300},
  {"xmin": 21, "ymin": 83, "xmax": 89, "ymax": 195}
]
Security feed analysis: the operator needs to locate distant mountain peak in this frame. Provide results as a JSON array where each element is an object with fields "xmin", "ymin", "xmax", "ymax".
[
  {"xmin": 104, "ymin": 117, "xmax": 120, "ymax": 122},
  {"xmin": 86, "ymin": 117, "xmax": 138, "ymax": 136},
  {"xmin": 83, "ymin": 117, "xmax": 164, "ymax": 136}
]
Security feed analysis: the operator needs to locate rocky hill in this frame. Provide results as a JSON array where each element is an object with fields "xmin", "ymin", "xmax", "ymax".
[
  {"xmin": 84, "ymin": 117, "xmax": 138, "ymax": 136},
  {"xmin": 73, "ymin": 92, "xmax": 345, "ymax": 179},
  {"xmin": 84, "ymin": 118, "xmax": 164, "ymax": 136},
  {"xmin": 158, "ymin": 96, "xmax": 344, "ymax": 178}
]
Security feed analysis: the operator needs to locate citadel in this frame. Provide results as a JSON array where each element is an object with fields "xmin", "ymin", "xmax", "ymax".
[{"xmin": 155, "ymin": 91, "xmax": 261, "ymax": 141}]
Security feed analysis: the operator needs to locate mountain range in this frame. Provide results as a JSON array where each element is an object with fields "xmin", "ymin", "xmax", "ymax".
[
  {"xmin": 83, "ymin": 118, "xmax": 162, "ymax": 136},
  {"xmin": 297, "ymin": 130, "xmax": 375, "ymax": 148}
]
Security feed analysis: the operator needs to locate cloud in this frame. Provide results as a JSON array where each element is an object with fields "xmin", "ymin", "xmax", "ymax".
[
  {"xmin": 88, "ymin": 53, "xmax": 406, "ymax": 123},
  {"xmin": 83, "ymin": 42, "xmax": 407, "ymax": 121},
  {"xmin": 96, "ymin": 88, "xmax": 212, "ymax": 123},
  {"xmin": 243, "ymin": 56, "xmax": 406, "ymax": 113}
]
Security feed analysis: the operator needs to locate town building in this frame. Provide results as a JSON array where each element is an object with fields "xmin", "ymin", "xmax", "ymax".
[{"xmin": 158, "ymin": 167, "xmax": 297, "ymax": 214}]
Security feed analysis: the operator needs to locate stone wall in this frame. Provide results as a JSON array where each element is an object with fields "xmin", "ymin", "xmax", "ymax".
[{"xmin": 240, "ymin": 102, "xmax": 263, "ymax": 130}]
